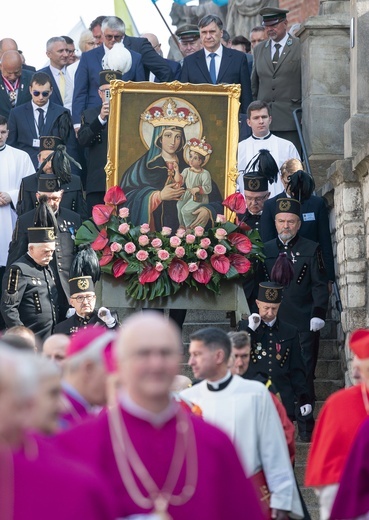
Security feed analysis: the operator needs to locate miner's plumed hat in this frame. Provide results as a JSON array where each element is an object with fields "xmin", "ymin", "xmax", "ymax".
[
  {"xmin": 257, "ymin": 282, "xmax": 283, "ymax": 303},
  {"xmin": 275, "ymin": 198, "xmax": 301, "ymax": 217}
]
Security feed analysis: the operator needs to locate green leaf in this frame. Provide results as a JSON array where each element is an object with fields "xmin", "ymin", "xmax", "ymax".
[{"xmin": 75, "ymin": 219, "xmax": 99, "ymax": 246}]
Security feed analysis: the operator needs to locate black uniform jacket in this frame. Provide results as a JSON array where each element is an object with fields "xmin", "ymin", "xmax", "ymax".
[{"xmin": 54, "ymin": 310, "xmax": 120, "ymax": 336}]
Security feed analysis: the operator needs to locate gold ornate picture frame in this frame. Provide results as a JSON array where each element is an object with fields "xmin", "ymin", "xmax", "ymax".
[{"xmin": 106, "ymin": 80, "xmax": 240, "ymax": 226}]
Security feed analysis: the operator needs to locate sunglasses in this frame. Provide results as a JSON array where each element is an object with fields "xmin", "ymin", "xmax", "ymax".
[
  {"xmin": 32, "ymin": 90, "xmax": 51, "ymax": 98},
  {"xmin": 104, "ymin": 34, "xmax": 123, "ymax": 41}
]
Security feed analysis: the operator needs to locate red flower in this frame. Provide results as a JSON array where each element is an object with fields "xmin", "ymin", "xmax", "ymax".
[
  {"xmin": 104, "ymin": 186, "xmax": 127, "ymax": 205},
  {"xmin": 228, "ymin": 233, "xmax": 252, "ymax": 254},
  {"xmin": 237, "ymin": 221, "xmax": 252, "ymax": 232},
  {"xmin": 139, "ymin": 265, "xmax": 161, "ymax": 284},
  {"xmin": 168, "ymin": 258, "xmax": 189, "ymax": 283},
  {"xmin": 229, "ymin": 253, "xmax": 251, "ymax": 274},
  {"xmin": 192, "ymin": 261, "xmax": 213, "ymax": 284},
  {"xmin": 99, "ymin": 245, "xmax": 114, "ymax": 266},
  {"xmin": 112, "ymin": 258, "xmax": 129, "ymax": 278},
  {"xmin": 92, "ymin": 204, "xmax": 114, "ymax": 225},
  {"xmin": 222, "ymin": 193, "xmax": 246, "ymax": 214},
  {"xmin": 210, "ymin": 254, "xmax": 230, "ymax": 274},
  {"xmin": 91, "ymin": 229, "xmax": 109, "ymax": 251}
]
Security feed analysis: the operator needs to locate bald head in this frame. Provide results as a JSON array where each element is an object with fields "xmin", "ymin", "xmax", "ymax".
[
  {"xmin": 0, "ymin": 38, "xmax": 18, "ymax": 58},
  {"xmin": 42, "ymin": 334, "xmax": 69, "ymax": 365},
  {"xmin": 1, "ymin": 50, "xmax": 22, "ymax": 83},
  {"xmin": 141, "ymin": 33, "xmax": 162, "ymax": 56}
]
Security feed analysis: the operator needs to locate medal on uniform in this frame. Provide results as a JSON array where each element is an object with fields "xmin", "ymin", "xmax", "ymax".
[
  {"xmin": 290, "ymin": 251, "xmax": 297, "ymax": 264},
  {"xmin": 276, "ymin": 343, "xmax": 281, "ymax": 360}
]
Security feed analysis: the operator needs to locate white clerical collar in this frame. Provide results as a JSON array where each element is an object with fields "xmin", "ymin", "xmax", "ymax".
[
  {"xmin": 252, "ymin": 132, "xmax": 271, "ymax": 140},
  {"xmin": 119, "ymin": 390, "xmax": 178, "ymax": 427},
  {"xmin": 207, "ymin": 370, "xmax": 232, "ymax": 391},
  {"xmin": 263, "ymin": 318, "xmax": 277, "ymax": 327},
  {"xmin": 0, "ymin": 144, "xmax": 6, "ymax": 152}
]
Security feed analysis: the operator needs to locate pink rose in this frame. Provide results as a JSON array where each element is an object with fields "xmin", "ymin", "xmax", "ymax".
[
  {"xmin": 188, "ymin": 262, "xmax": 199, "ymax": 272},
  {"xmin": 155, "ymin": 262, "xmax": 164, "ymax": 272},
  {"xmin": 214, "ymin": 244, "xmax": 227, "ymax": 255},
  {"xmin": 124, "ymin": 242, "xmax": 136, "ymax": 254},
  {"xmin": 215, "ymin": 228, "xmax": 227, "ymax": 240},
  {"xmin": 119, "ymin": 207, "xmax": 130, "ymax": 218},
  {"xmin": 161, "ymin": 226, "xmax": 172, "ymax": 236},
  {"xmin": 186, "ymin": 234, "xmax": 196, "ymax": 244},
  {"xmin": 176, "ymin": 228, "xmax": 186, "ymax": 238},
  {"xmin": 110, "ymin": 242, "xmax": 123, "ymax": 253},
  {"xmin": 216, "ymin": 214, "xmax": 226, "ymax": 223},
  {"xmin": 158, "ymin": 249, "xmax": 170, "ymax": 261},
  {"xmin": 170, "ymin": 236, "xmax": 181, "ymax": 248},
  {"xmin": 200, "ymin": 238, "xmax": 211, "ymax": 249},
  {"xmin": 118, "ymin": 223, "xmax": 130, "ymax": 234},
  {"xmin": 151, "ymin": 238, "xmax": 163, "ymax": 248},
  {"xmin": 194, "ymin": 226, "xmax": 205, "ymax": 237},
  {"xmin": 175, "ymin": 246, "xmax": 185, "ymax": 258},
  {"xmin": 196, "ymin": 248, "xmax": 208, "ymax": 260},
  {"xmin": 140, "ymin": 223, "xmax": 150, "ymax": 234},
  {"xmin": 138, "ymin": 235, "xmax": 150, "ymax": 247},
  {"xmin": 136, "ymin": 250, "xmax": 149, "ymax": 261}
]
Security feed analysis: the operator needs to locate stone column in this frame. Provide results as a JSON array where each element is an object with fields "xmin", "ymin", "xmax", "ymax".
[
  {"xmin": 344, "ymin": 0, "xmax": 369, "ymax": 158},
  {"xmin": 298, "ymin": 1, "xmax": 350, "ymax": 188}
]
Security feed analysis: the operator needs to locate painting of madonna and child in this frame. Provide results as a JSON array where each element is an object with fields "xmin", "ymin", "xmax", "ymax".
[{"xmin": 108, "ymin": 84, "xmax": 240, "ymax": 233}]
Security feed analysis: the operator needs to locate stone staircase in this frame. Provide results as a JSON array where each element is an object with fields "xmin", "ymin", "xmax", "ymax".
[{"xmin": 180, "ymin": 311, "xmax": 344, "ymax": 520}]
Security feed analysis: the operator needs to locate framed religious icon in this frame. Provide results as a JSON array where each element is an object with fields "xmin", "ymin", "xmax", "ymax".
[{"xmin": 106, "ymin": 81, "xmax": 240, "ymax": 229}]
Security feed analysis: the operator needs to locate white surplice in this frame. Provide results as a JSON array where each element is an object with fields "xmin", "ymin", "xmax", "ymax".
[{"xmin": 182, "ymin": 376, "xmax": 303, "ymax": 518}]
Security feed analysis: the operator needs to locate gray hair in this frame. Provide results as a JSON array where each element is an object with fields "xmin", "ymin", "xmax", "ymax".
[
  {"xmin": 46, "ymin": 37, "xmax": 66, "ymax": 52},
  {"xmin": 101, "ymin": 16, "xmax": 125, "ymax": 34},
  {"xmin": 79, "ymin": 29, "xmax": 95, "ymax": 52}
]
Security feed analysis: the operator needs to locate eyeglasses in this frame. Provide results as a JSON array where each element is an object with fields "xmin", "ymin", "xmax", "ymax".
[
  {"xmin": 67, "ymin": 50, "xmax": 75, "ymax": 54},
  {"xmin": 71, "ymin": 294, "xmax": 96, "ymax": 303},
  {"xmin": 104, "ymin": 34, "xmax": 123, "ymax": 41},
  {"xmin": 244, "ymin": 195, "xmax": 268, "ymax": 203},
  {"xmin": 32, "ymin": 91, "xmax": 51, "ymax": 98}
]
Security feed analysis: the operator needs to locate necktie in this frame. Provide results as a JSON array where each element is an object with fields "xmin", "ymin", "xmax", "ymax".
[
  {"xmin": 272, "ymin": 44, "xmax": 281, "ymax": 69},
  {"xmin": 59, "ymin": 70, "xmax": 66, "ymax": 102},
  {"xmin": 209, "ymin": 52, "xmax": 217, "ymax": 84},
  {"xmin": 37, "ymin": 108, "xmax": 45, "ymax": 136}
]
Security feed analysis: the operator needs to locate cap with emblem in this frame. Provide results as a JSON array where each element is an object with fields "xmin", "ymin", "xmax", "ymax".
[
  {"xmin": 276, "ymin": 197, "xmax": 301, "ymax": 217},
  {"xmin": 38, "ymin": 174, "xmax": 61, "ymax": 193},
  {"xmin": 259, "ymin": 7, "xmax": 289, "ymax": 27},
  {"xmin": 69, "ymin": 276, "xmax": 95, "ymax": 296},
  {"xmin": 257, "ymin": 281, "xmax": 283, "ymax": 303},
  {"xmin": 349, "ymin": 329, "xmax": 369, "ymax": 360},
  {"xmin": 39, "ymin": 136, "xmax": 63, "ymax": 152},
  {"xmin": 28, "ymin": 227, "xmax": 56, "ymax": 243},
  {"xmin": 99, "ymin": 69, "xmax": 122, "ymax": 86},
  {"xmin": 243, "ymin": 174, "xmax": 269, "ymax": 192},
  {"xmin": 175, "ymin": 24, "xmax": 200, "ymax": 42}
]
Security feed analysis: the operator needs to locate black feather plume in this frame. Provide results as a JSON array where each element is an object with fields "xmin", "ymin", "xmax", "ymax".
[
  {"xmin": 270, "ymin": 252, "xmax": 294, "ymax": 287},
  {"xmin": 34, "ymin": 195, "xmax": 58, "ymax": 234},
  {"xmin": 287, "ymin": 170, "xmax": 315, "ymax": 202},
  {"xmin": 51, "ymin": 111, "xmax": 73, "ymax": 144},
  {"xmin": 245, "ymin": 149, "xmax": 279, "ymax": 183},
  {"xmin": 69, "ymin": 244, "xmax": 101, "ymax": 283}
]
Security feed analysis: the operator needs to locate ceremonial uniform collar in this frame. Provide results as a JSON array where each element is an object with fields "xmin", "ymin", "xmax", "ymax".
[
  {"xmin": 277, "ymin": 234, "xmax": 299, "ymax": 249},
  {"xmin": 251, "ymin": 132, "xmax": 272, "ymax": 140},
  {"xmin": 207, "ymin": 371, "xmax": 233, "ymax": 392},
  {"xmin": 261, "ymin": 318, "xmax": 278, "ymax": 331}
]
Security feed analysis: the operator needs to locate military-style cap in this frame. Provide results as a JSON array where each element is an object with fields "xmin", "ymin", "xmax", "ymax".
[
  {"xmin": 28, "ymin": 227, "xmax": 56, "ymax": 243},
  {"xmin": 275, "ymin": 197, "xmax": 301, "ymax": 217},
  {"xmin": 99, "ymin": 69, "xmax": 123, "ymax": 87},
  {"xmin": 69, "ymin": 276, "xmax": 95, "ymax": 296},
  {"xmin": 37, "ymin": 174, "xmax": 61, "ymax": 193},
  {"xmin": 260, "ymin": 7, "xmax": 289, "ymax": 26},
  {"xmin": 349, "ymin": 329, "xmax": 369, "ymax": 360},
  {"xmin": 243, "ymin": 174, "xmax": 268, "ymax": 192},
  {"xmin": 258, "ymin": 282, "xmax": 283, "ymax": 303},
  {"xmin": 175, "ymin": 24, "xmax": 200, "ymax": 42},
  {"xmin": 39, "ymin": 136, "xmax": 63, "ymax": 152}
]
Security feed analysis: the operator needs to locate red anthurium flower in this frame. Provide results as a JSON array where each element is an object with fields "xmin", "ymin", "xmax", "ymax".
[
  {"xmin": 237, "ymin": 221, "xmax": 252, "ymax": 232},
  {"xmin": 228, "ymin": 233, "xmax": 252, "ymax": 254},
  {"xmin": 112, "ymin": 258, "xmax": 129, "ymax": 278},
  {"xmin": 91, "ymin": 229, "xmax": 109, "ymax": 251},
  {"xmin": 210, "ymin": 254, "xmax": 230, "ymax": 274},
  {"xmin": 92, "ymin": 204, "xmax": 114, "ymax": 225},
  {"xmin": 99, "ymin": 245, "xmax": 114, "ymax": 266},
  {"xmin": 168, "ymin": 258, "xmax": 189, "ymax": 283},
  {"xmin": 139, "ymin": 265, "xmax": 161, "ymax": 284},
  {"xmin": 229, "ymin": 254, "xmax": 251, "ymax": 274},
  {"xmin": 192, "ymin": 261, "xmax": 213, "ymax": 284},
  {"xmin": 104, "ymin": 186, "xmax": 127, "ymax": 205},
  {"xmin": 222, "ymin": 192, "xmax": 246, "ymax": 214}
]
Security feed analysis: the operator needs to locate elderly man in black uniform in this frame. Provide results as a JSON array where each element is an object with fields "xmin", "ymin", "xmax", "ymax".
[
  {"xmin": 54, "ymin": 275, "xmax": 119, "ymax": 335},
  {"xmin": 237, "ymin": 173, "xmax": 270, "ymax": 233},
  {"xmin": 262, "ymin": 198, "xmax": 329, "ymax": 441},
  {"xmin": 16, "ymin": 135, "xmax": 86, "ymax": 218},
  {"xmin": 1, "ymin": 227, "xmax": 58, "ymax": 341},
  {"xmin": 7, "ymin": 174, "xmax": 81, "ymax": 321}
]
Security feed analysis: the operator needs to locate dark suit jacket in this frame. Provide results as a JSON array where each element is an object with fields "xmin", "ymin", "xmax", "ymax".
[
  {"xmin": 37, "ymin": 66, "xmax": 64, "ymax": 106},
  {"xmin": 251, "ymin": 35, "xmax": 301, "ymax": 131},
  {"xmin": 7, "ymin": 101, "xmax": 71, "ymax": 169},
  {"xmin": 180, "ymin": 46, "xmax": 252, "ymax": 114},
  {"xmin": 124, "ymin": 35, "xmax": 173, "ymax": 83},
  {"xmin": 0, "ymin": 69, "xmax": 33, "ymax": 118},
  {"xmin": 260, "ymin": 191, "xmax": 335, "ymax": 281},
  {"xmin": 72, "ymin": 45, "xmax": 146, "ymax": 125},
  {"xmin": 154, "ymin": 59, "xmax": 181, "ymax": 82}
]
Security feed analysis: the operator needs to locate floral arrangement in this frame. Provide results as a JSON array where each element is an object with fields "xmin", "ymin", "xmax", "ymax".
[{"xmin": 75, "ymin": 186, "xmax": 264, "ymax": 301}]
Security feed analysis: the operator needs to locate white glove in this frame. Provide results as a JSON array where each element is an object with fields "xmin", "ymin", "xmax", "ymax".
[
  {"xmin": 65, "ymin": 307, "xmax": 76, "ymax": 318},
  {"xmin": 98, "ymin": 307, "xmax": 115, "ymax": 327},
  {"xmin": 310, "ymin": 317, "xmax": 325, "ymax": 332},
  {"xmin": 248, "ymin": 313, "xmax": 261, "ymax": 331},
  {"xmin": 300, "ymin": 404, "xmax": 313, "ymax": 416}
]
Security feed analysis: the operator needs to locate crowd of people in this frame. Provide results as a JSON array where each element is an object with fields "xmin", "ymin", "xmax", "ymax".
[{"xmin": 0, "ymin": 5, "xmax": 368, "ymax": 520}]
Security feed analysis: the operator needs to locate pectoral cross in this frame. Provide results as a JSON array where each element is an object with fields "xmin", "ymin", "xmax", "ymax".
[{"xmin": 290, "ymin": 251, "xmax": 297, "ymax": 264}]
